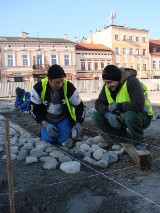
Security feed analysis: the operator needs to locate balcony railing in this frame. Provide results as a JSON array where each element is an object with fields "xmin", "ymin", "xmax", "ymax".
[{"xmin": 32, "ymin": 64, "xmax": 50, "ymax": 70}]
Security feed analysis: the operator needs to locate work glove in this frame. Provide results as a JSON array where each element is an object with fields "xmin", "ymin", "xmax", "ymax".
[
  {"xmin": 44, "ymin": 122, "xmax": 59, "ymax": 137},
  {"xmin": 104, "ymin": 112, "xmax": 122, "ymax": 129},
  {"xmin": 108, "ymin": 103, "xmax": 118, "ymax": 112},
  {"xmin": 72, "ymin": 123, "xmax": 82, "ymax": 138}
]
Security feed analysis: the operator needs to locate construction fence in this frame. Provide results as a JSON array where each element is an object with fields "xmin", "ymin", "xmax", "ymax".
[{"xmin": 0, "ymin": 79, "xmax": 160, "ymax": 98}]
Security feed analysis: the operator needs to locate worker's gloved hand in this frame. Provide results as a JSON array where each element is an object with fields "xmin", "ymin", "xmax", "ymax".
[
  {"xmin": 72, "ymin": 123, "xmax": 82, "ymax": 138},
  {"xmin": 44, "ymin": 122, "xmax": 59, "ymax": 137},
  {"xmin": 108, "ymin": 103, "xmax": 118, "ymax": 112},
  {"xmin": 104, "ymin": 112, "xmax": 122, "ymax": 129}
]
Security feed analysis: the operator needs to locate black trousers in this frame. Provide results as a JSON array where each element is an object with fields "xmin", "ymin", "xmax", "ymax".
[{"xmin": 92, "ymin": 111, "xmax": 152, "ymax": 143}]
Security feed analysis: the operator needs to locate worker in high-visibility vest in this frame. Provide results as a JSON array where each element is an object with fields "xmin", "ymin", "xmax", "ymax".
[
  {"xmin": 30, "ymin": 64, "xmax": 85, "ymax": 148},
  {"xmin": 92, "ymin": 65, "xmax": 153, "ymax": 150},
  {"xmin": 15, "ymin": 87, "xmax": 31, "ymax": 113}
]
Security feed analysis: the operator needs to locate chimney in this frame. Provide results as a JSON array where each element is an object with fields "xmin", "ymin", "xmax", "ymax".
[
  {"xmin": 89, "ymin": 31, "xmax": 93, "ymax": 44},
  {"xmin": 64, "ymin": 34, "xmax": 68, "ymax": 40},
  {"xmin": 21, "ymin": 32, "xmax": 29, "ymax": 38}
]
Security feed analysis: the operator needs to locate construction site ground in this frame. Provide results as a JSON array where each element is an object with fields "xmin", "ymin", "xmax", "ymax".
[{"xmin": 0, "ymin": 91, "xmax": 160, "ymax": 213}]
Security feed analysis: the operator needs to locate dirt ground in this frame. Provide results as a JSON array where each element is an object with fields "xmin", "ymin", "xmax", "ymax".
[{"xmin": 1, "ymin": 100, "xmax": 160, "ymax": 213}]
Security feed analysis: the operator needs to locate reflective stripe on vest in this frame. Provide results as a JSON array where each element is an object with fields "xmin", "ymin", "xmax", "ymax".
[
  {"xmin": 22, "ymin": 90, "xmax": 28, "ymax": 101},
  {"xmin": 41, "ymin": 77, "xmax": 76, "ymax": 121},
  {"xmin": 105, "ymin": 81, "xmax": 153, "ymax": 116}
]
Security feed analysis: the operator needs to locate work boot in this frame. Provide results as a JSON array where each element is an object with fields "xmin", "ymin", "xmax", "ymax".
[
  {"xmin": 134, "ymin": 139, "xmax": 148, "ymax": 151},
  {"xmin": 62, "ymin": 138, "xmax": 73, "ymax": 148}
]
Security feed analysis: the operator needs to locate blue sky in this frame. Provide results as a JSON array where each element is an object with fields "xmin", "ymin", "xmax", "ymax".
[{"xmin": 0, "ymin": 0, "xmax": 159, "ymax": 41}]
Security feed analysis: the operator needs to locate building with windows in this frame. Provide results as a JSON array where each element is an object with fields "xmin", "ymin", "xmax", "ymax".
[
  {"xmin": 76, "ymin": 42, "xmax": 113, "ymax": 79},
  {"xmin": 149, "ymin": 39, "xmax": 160, "ymax": 78},
  {"xmin": 0, "ymin": 32, "xmax": 76, "ymax": 82},
  {"xmin": 86, "ymin": 25, "xmax": 151, "ymax": 78}
]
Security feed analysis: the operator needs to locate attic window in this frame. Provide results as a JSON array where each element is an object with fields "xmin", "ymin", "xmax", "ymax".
[{"xmin": 8, "ymin": 45, "xmax": 11, "ymax": 47}]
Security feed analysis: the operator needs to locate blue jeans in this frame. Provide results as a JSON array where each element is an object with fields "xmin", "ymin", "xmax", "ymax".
[{"xmin": 41, "ymin": 117, "xmax": 71, "ymax": 144}]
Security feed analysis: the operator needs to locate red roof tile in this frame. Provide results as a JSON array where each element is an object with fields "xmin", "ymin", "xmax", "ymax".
[
  {"xmin": 76, "ymin": 42, "xmax": 112, "ymax": 51},
  {"xmin": 149, "ymin": 39, "xmax": 160, "ymax": 45}
]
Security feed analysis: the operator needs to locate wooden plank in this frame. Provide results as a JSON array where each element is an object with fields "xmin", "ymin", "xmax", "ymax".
[{"xmin": 121, "ymin": 143, "xmax": 151, "ymax": 170}]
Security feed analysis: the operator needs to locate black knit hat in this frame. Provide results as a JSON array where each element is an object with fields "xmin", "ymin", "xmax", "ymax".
[
  {"xmin": 47, "ymin": 64, "xmax": 66, "ymax": 79},
  {"xmin": 15, "ymin": 87, "xmax": 23, "ymax": 94},
  {"xmin": 102, "ymin": 65, "xmax": 122, "ymax": 81}
]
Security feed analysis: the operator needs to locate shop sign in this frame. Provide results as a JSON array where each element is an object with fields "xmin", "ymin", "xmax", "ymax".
[{"xmin": 12, "ymin": 73, "xmax": 21, "ymax": 76}]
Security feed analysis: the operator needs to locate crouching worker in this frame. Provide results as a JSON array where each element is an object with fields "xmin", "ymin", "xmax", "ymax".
[
  {"xmin": 92, "ymin": 65, "xmax": 153, "ymax": 150},
  {"xmin": 15, "ymin": 87, "xmax": 31, "ymax": 113},
  {"xmin": 30, "ymin": 64, "xmax": 85, "ymax": 148}
]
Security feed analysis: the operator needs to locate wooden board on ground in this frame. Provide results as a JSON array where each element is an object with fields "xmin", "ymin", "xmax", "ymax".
[{"xmin": 121, "ymin": 143, "xmax": 151, "ymax": 170}]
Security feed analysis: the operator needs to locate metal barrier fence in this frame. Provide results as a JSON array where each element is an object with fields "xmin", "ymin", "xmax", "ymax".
[{"xmin": 0, "ymin": 79, "xmax": 160, "ymax": 98}]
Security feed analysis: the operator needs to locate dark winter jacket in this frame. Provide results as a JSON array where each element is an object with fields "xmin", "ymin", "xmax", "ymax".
[
  {"xmin": 95, "ymin": 68, "xmax": 152, "ymax": 117},
  {"xmin": 15, "ymin": 89, "xmax": 31, "ymax": 111},
  {"xmin": 30, "ymin": 78, "xmax": 85, "ymax": 126}
]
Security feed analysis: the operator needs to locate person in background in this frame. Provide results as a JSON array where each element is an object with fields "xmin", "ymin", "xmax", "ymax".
[
  {"xmin": 30, "ymin": 64, "xmax": 85, "ymax": 148},
  {"xmin": 92, "ymin": 65, "xmax": 153, "ymax": 150},
  {"xmin": 15, "ymin": 87, "xmax": 31, "ymax": 113}
]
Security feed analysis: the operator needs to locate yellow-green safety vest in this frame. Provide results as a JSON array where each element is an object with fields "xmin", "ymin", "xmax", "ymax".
[
  {"xmin": 41, "ymin": 77, "xmax": 76, "ymax": 121},
  {"xmin": 22, "ymin": 90, "xmax": 28, "ymax": 101},
  {"xmin": 105, "ymin": 81, "xmax": 153, "ymax": 116}
]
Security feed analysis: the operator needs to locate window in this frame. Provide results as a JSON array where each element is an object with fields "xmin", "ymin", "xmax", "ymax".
[
  {"xmin": 51, "ymin": 54, "xmax": 57, "ymax": 65},
  {"xmin": 115, "ymin": 47, "xmax": 119, "ymax": 55},
  {"xmin": 137, "ymin": 63, "xmax": 140, "ymax": 71},
  {"xmin": 100, "ymin": 62, "xmax": 104, "ymax": 70},
  {"xmin": 64, "ymin": 54, "xmax": 70, "ymax": 66},
  {"xmin": 153, "ymin": 47, "xmax": 156, "ymax": 53},
  {"xmin": 129, "ymin": 36, "xmax": 133, "ymax": 42},
  {"xmin": 22, "ymin": 54, "xmax": 28, "ymax": 66},
  {"xmin": 88, "ymin": 62, "xmax": 92, "ymax": 70},
  {"xmin": 7, "ymin": 54, "xmax": 14, "ymax": 66},
  {"xmin": 143, "ymin": 49, "xmax": 146, "ymax": 56},
  {"xmin": 15, "ymin": 77, "xmax": 23, "ymax": 82},
  {"xmin": 143, "ymin": 64, "xmax": 147, "ymax": 71},
  {"xmin": 136, "ymin": 37, "xmax": 139, "ymax": 42},
  {"xmin": 36, "ymin": 54, "xmax": 43, "ymax": 65},
  {"xmin": 115, "ymin": 63, "xmax": 120, "ymax": 67},
  {"xmin": 115, "ymin": 34, "xmax": 119, "ymax": 40},
  {"xmin": 122, "ymin": 48, "xmax": 126, "ymax": 55},
  {"xmin": 130, "ymin": 48, "xmax": 133, "ymax": 55},
  {"xmin": 136, "ymin": 49, "xmax": 140, "ymax": 55},
  {"xmin": 81, "ymin": 62, "xmax": 85, "ymax": 70},
  {"xmin": 122, "ymin": 35, "xmax": 126, "ymax": 41},
  {"xmin": 142, "ymin": 37, "xmax": 146, "ymax": 42},
  {"xmin": 153, "ymin": 61, "xmax": 156, "ymax": 69},
  {"xmin": 94, "ymin": 62, "xmax": 98, "ymax": 70}
]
